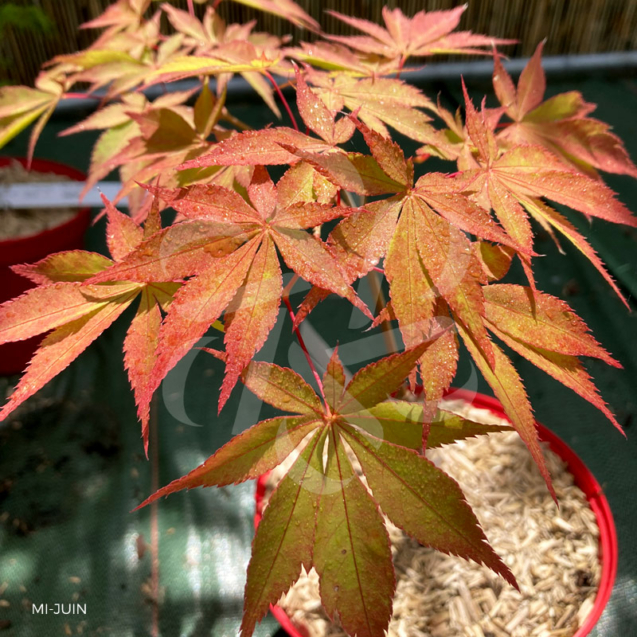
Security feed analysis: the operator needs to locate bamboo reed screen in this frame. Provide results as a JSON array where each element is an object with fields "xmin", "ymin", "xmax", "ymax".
[{"xmin": 1, "ymin": 0, "xmax": 637, "ymax": 85}]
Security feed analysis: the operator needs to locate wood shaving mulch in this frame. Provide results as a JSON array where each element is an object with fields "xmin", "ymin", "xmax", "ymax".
[
  {"xmin": 0, "ymin": 160, "xmax": 77, "ymax": 240},
  {"xmin": 265, "ymin": 400, "xmax": 600, "ymax": 637}
]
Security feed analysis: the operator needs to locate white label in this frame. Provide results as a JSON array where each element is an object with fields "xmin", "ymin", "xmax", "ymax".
[{"xmin": 0, "ymin": 181, "xmax": 125, "ymax": 209}]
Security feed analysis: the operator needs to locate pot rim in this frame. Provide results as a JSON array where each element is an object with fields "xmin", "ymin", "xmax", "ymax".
[
  {"xmin": 0, "ymin": 156, "xmax": 91, "ymax": 250},
  {"xmin": 254, "ymin": 388, "xmax": 618, "ymax": 637}
]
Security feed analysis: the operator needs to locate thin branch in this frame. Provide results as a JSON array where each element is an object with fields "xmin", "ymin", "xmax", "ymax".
[
  {"xmin": 187, "ymin": 0, "xmax": 195, "ymax": 18},
  {"xmin": 149, "ymin": 397, "xmax": 160, "ymax": 637},
  {"xmin": 368, "ymin": 269, "xmax": 399, "ymax": 355},
  {"xmin": 282, "ymin": 292, "xmax": 328, "ymax": 412},
  {"xmin": 63, "ymin": 92, "xmax": 102, "ymax": 101},
  {"xmin": 265, "ymin": 70, "xmax": 299, "ymax": 132}
]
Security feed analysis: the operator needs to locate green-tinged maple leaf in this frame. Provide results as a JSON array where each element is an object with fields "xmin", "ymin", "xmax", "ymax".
[
  {"xmin": 455, "ymin": 319, "xmax": 555, "ymax": 499},
  {"xmin": 314, "ymin": 428, "xmax": 395, "ymax": 637},
  {"xmin": 241, "ymin": 430, "xmax": 325, "ymax": 637},
  {"xmin": 138, "ymin": 345, "xmax": 515, "ymax": 637},
  {"xmin": 0, "ymin": 77, "xmax": 63, "ymax": 163},
  {"xmin": 427, "ymin": 408, "xmax": 511, "ymax": 448},
  {"xmin": 494, "ymin": 43, "xmax": 637, "ymax": 178},
  {"xmin": 326, "ymin": 6, "xmax": 514, "ymax": 68},
  {"xmin": 338, "ymin": 342, "xmax": 430, "ymax": 414},
  {"xmin": 346, "ymin": 401, "xmax": 509, "ymax": 450},
  {"xmin": 137, "ymin": 415, "xmax": 321, "ymax": 504},
  {"xmin": 11, "ymin": 251, "xmax": 114, "ymax": 285},
  {"xmin": 341, "ymin": 426, "xmax": 516, "ymax": 589}
]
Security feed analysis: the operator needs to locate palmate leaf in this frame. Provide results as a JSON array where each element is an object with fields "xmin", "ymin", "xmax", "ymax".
[
  {"xmin": 304, "ymin": 70, "xmax": 438, "ymax": 144},
  {"xmin": 0, "ymin": 289, "xmax": 139, "ymax": 422},
  {"xmin": 297, "ymin": 118, "xmax": 498, "ymax": 386},
  {"xmin": 455, "ymin": 319, "xmax": 555, "ymax": 500},
  {"xmin": 0, "ymin": 196, "xmax": 183, "ymax": 450},
  {"xmin": 139, "ymin": 345, "xmax": 515, "ymax": 637},
  {"xmin": 326, "ymin": 5, "xmax": 514, "ymax": 66},
  {"xmin": 482, "ymin": 283, "xmax": 624, "ymax": 432},
  {"xmin": 0, "ymin": 79, "xmax": 62, "ymax": 163},
  {"xmin": 452, "ymin": 84, "xmax": 637, "ymax": 297},
  {"xmin": 180, "ymin": 72, "xmax": 356, "ymax": 171},
  {"xmin": 313, "ymin": 428, "xmax": 395, "ymax": 637},
  {"xmin": 241, "ymin": 430, "xmax": 325, "ymax": 637},
  {"xmin": 519, "ymin": 196, "xmax": 629, "ymax": 308},
  {"xmin": 91, "ymin": 167, "xmax": 369, "ymax": 415},
  {"xmin": 341, "ymin": 426, "xmax": 516, "ymax": 588},
  {"xmin": 493, "ymin": 43, "xmax": 637, "ymax": 178}
]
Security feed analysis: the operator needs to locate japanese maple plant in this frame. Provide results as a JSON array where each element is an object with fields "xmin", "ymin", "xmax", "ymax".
[{"xmin": 1, "ymin": 1, "xmax": 635, "ymax": 635}]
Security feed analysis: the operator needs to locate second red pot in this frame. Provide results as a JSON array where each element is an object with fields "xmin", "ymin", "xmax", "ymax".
[{"xmin": 0, "ymin": 157, "xmax": 91, "ymax": 376}]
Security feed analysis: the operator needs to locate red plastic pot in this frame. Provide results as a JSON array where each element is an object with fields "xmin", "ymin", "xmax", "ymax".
[
  {"xmin": 0, "ymin": 157, "xmax": 91, "ymax": 376},
  {"xmin": 255, "ymin": 389, "xmax": 618, "ymax": 637}
]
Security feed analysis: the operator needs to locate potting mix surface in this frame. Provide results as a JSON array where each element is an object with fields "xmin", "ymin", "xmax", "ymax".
[{"xmin": 0, "ymin": 71, "xmax": 636, "ymax": 636}]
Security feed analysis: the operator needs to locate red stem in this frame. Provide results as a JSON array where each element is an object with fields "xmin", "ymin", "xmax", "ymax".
[
  {"xmin": 396, "ymin": 55, "xmax": 406, "ymax": 79},
  {"xmin": 282, "ymin": 295, "xmax": 328, "ymax": 410},
  {"xmin": 187, "ymin": 0, "xmax": 195, "ymax": 17},
  {"xmin": 266, "ymin": 70, "xmax": 299, "ymax": 132},
  {"xmin": 63, "ymin": 92, "xmax": 101, "ymax": 101}
]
